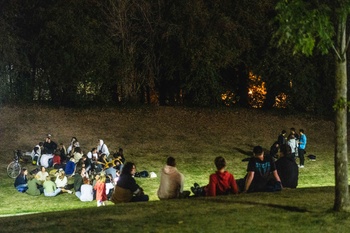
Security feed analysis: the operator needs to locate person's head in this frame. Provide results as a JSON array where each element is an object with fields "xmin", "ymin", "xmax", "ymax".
[
  {"xmin": 91, "ymin": 148, "xmax": 97, "ymax": 153},
  {"xmin": 99, "ymin": 173, "xmax": 106, "ymax": 183},
  {"xmin": 253, "ymin": 146, "xmax": 264, "ymax": 157},
  {"xmin": 74, "ymin": 147, "xmax": 82, "ymax": 153},
  {"xmin": 279, "ymin": 144, "xmax": 292, "ymax": 158},
  {"xmin": 290, "ymin": 127, "xmax": 296, "ymax": 133},
  {"xmin": 21, "ymin": 168, "xmax": 28, "ymax": 176},
  {"xmin": 41, "ymin": 166, "xmax": 46, "ymax": 172},
  {"xmin": 214, "ymin": 156, "xmax": 226, "ymax": 170},
  {"xmin": 71, "ymin": 137, "xmax": 78, "ymax": 143},
  {"xmin": 281, "ymin": 130, "xmax": 286, "ymax": 135},
  {"xmin": 83, "ymin": 177, "xmax": 90, "ymax": 185},
  {"xmin": 299, "ymin": 129, "xmax": 304, "ymax": 135},
  {"xmin": 121, "ymin": 162, "xmax": 136, "ymax": 175},
  {"xmin": 59, "ymin": 170, "xmax": 66, "ymax": 178},
  {"xmin": 39, "ymin": 142, "xmax": 44, "ymax": 147},
  {"xmin": 166, "ymin": 156, "xmax": 176, "ymax": 167}
]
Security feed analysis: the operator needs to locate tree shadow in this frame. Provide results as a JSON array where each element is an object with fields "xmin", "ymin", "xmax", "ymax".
[{"xmin": 232, "ymin": 147, "xmax": 252, "ymax": 157}]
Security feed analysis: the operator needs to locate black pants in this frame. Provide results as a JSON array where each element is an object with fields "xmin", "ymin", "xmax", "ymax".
[{"xmin": 298, "ymin": 148, "xmax": 305, "ymax": 166}]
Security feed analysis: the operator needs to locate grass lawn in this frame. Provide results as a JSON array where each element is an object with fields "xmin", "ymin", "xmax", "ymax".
[{"xmin": 0, "ymin": 105, "xmax": 348, "ymax": 232}]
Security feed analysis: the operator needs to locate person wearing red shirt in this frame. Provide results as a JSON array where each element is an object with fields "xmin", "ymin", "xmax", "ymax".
[{"xmin": 191, "ymin": 156, "xmax": 239, "ymax": 197}]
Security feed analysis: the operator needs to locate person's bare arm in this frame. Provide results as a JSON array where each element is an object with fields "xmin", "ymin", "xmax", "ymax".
[{"xmin": 244, "ymin": 171, "xmax": 254, "ymax": 192}]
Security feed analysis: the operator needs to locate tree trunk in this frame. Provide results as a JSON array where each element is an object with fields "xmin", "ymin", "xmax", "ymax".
[{"xmin": 333, "ymin": 11, "xmax": 350, "ymax": 211}]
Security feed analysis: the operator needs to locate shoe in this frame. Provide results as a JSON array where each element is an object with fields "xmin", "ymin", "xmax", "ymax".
[
  {"xmin": 298, "ymin": 165, "xmax": 304, "ymax": 168},
  {"xmin": 194, "ymin": 183, "xmax": 200, "ymax": 189},
  {"xmin": 180, "ymin": 191, "xmax": 191, "ymax": 198},
  {"xmin": 191, "ymin": 187, "xmax": 198, "ymax": 195},
  {"xmin": 67, "ymin": 190, "xmax": 73, "ymax": 194}
]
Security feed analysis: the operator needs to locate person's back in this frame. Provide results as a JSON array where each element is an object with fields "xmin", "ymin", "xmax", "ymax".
[
  {"xmin": 276, "ymin": 157, "xmax": 298, "ymax": 188},
  {"xmin": 43, "ymin": 177, "xmax": 56, "ymax": 193},
  {"xmin": 206, "ymin": 157, "xmax": 238, "ymax": 196},
  {"xmin": 157, "ymin": 157, "xmax": 184, "ymax": 200},
  {"xmin": 26, "ymin": 175, "xmax": 42, "ymax": 196},
  {"xmin": 65, "ymin": 158, "xmax": 76, "ymax": 176}
]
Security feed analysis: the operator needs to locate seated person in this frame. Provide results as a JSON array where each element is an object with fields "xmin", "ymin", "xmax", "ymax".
[
  {"xmin": 53, "ymin": 149, "xmax": 65, "ymax": 170},
  {"xmin": 241, "ymin": 146, "xmax": 282, "ymax": 193},
  {"xmin": 275, "ymin": 144, "xmax": 298, "ymax": 188},
  {"xmin": 43, "ymin": 176, "xmax": 61, "ymax": 197},
  {"xmin": 191, "ymin": 156, "xmax": 238, "ymax": 197},
  {"xmin": 14, "ymin": 168, "xmax": 28, "ymax": 192},
  {"xmin": 104, "ymin": 163, "xmax": 118, "ymax": 185},
  {"xmin": 65, "ymin": 158, "xmax": 76, "ymax": 176},
  {"xmin": 157, "ymin": 156, "xmax": 189, "ymax": 199},
  {"xmin": 43, "ymin": 135, "xmax": 57, "ymax": 155},
  {"xmin": 55, "ymin": 169, "xmax": 73, "ymax": 194},
  {"xmin": 40, "ymin": 153, "xmax": 54, "ymax": 168},
  {"xmin": 26, "ymin": 174, "xmax": 43, "ymax": 196},
  {"xmin": 30, "ymin": 142, "xmax": 43, "ymax": 165},
  {"xmin": 36, "ymin": 166, "xmax": 49, "ymax": 183},
  {"xmin": 110, "ymin": 162, "xmax": 149, "ymax": 203},
  {"xmin": 75, "ymin": 177, "xmax": 93, "ymax": 202}
]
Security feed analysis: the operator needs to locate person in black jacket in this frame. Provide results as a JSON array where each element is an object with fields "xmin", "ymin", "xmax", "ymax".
[{"xmin": 275, "ymin": 144, "xmax": 299, "ymax": 188}]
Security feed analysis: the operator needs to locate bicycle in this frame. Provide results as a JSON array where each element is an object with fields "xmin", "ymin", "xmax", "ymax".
[{"xmin": 7, "ymin": 150, "xmax": 31, "ymax": 178}]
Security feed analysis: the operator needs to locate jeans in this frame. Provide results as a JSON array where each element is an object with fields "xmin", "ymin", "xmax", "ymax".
[
  {"xmin": 298, "ymin": 148, "xmax": 305, "ymax": 166},
  {"xmin": 44, "ymin": 188, "xmax": 62, "ymax": 197}
]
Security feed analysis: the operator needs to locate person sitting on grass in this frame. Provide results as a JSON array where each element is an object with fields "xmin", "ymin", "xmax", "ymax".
[
  {"xmin": 55, "ymin": 169, "xmax": 73, "ymax": 194},
  {"xmin": 65, "ymin": 157, "xmax": 76, "ymax": 177},
  {"xmin": 242, "ymin": 146, "xmax": 282, "ymax": 193},
  {"xmin": 110, "ymin": 162, "xmax": 149, "ymax": 203},
  {"xmin": 191, "ymin": 156, "xmax": 239, "ymax": 197},
  {"xmin": 26, "ymin": 174, "xmax": 43, "ymax": 196},
  {"xmin": 275, "ymin": 144, "xmax": 298, "ymax": 188},
  {"xmin": 75, "ymin": 177, "xmax": 93, "ymax": 202},
  {"xmin": 157, "ymin": 156, "xmax": 190, "ymax": 199},
  {"xmin": 14, "ymin": 168, "xmax": 28, "ymax": 192},
  {"xmin": 43, "ymin": 176, "xmax": 61, "ymax": 197},
  {"xmin": 36, "ymin": 166, "xmax": 49, "ymax": 183}
]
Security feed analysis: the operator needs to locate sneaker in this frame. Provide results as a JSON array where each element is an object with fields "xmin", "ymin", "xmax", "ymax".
[
  {"xmin": 191, "ymin": 187, "xmax": 198, "ymax": 195},
  {"xmin": 298, "ymin": 165, "xmax": 304, "ymax": 168},
  {"xmin": 180, "ymin": 191, "xmax": 191, "ymax": 198},
  {"xmin": 194, "ymin": 183, "xmax": 200, "ymax": 189},
  {"xmin": 67, "ymin": 190, "xmax": 73, "ymax": 194}
]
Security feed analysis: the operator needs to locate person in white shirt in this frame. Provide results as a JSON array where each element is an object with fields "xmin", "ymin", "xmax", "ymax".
[
  {"xmin": 36, "ymin": 166, "xmax": 49, "ymax": 183},
  {"xmin": 75, "ymin": 177, "xmax": 93, "ymax": 201},
  {"xmin": 97, "ymin": 139, "xmax": 109, "ymax": 157}
]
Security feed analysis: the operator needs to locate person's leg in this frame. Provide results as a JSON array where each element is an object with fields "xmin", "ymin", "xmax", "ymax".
[
  {"xmin": 298, "ymin": 148, "xmax": 305, "ymax": 167},
  {"xmin": 131, "ymin": 195, "xmax": 149, "ymax": 202}
]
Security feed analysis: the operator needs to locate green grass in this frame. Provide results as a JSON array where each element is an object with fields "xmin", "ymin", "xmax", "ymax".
[{"xmin": 0, "ymin": 106, "xmax": 348, "ymax": 232}]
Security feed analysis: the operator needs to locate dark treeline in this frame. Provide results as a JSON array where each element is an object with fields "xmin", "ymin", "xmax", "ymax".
[{"xmin": 0, "ymin": 0, "xmax": 335, "ymax": 115}]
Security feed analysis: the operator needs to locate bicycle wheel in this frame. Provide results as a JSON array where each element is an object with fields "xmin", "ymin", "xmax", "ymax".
[{"xmin": 7, "ymin": 161, "xmax": 21, "ymax": 178}]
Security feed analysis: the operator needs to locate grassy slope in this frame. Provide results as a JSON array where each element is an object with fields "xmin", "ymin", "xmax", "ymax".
[{"xmin": 0, "ymin": 106, "xmax": 347, "ymax": 232}]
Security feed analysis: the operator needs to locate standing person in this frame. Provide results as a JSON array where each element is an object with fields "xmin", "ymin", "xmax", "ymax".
[
  {"xmin": 110, "ymin": 162, "xmax": 149, "ymax": 203},
  {"xmin": 43, "ymin": 134, "xmax": 57, "ymax": 154},
  {"xmin": 275, "ymin": 144, "xmax": 298, "ymax": 188},
  {"xmin": 14, "ymin": 168, "xmax": 28, "ymax": 192},
  {"xmin": 157, "ymin": 157, "xmax": 189, "ymax": 200},
  {"xmin": 277, "ymin": 130, "xmax": 287, "ymax": 146},
  {"xmin": 191, "ymin": 156, "xmax": 238, "ymax": 197},
  {"xmin": 298, "ymin": 129, "xmax": 307, "ymax": 168},
  {"xmin": 287, "ymin": 134, "xmax": 298, "ymax": 160},
  {"xmin": 242, "ymin": 146, "xmax": 282, "ymax": 193},
  {"xmin": 94, "ymin": 173, "xmax": 107, "ymax": 207},
  {"xmin": 289, "ymin": 127, "xmax": 299, "ymax": 140}
]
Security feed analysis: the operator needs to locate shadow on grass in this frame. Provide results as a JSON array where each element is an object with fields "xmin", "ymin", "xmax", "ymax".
[
  {"xmin": 201, "ymin": 198, "xmax": 309, "ymax": 213},
  {"xmin": 232, "ymin": 147, "xmax": 252, "ymax": 157}
]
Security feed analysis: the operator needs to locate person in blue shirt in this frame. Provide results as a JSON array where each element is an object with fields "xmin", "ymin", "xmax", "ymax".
[{"xmin": 298, "ymin": 129, "xmax": 307, "ymax": 168}]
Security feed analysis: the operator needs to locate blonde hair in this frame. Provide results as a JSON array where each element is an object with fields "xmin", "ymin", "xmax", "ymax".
[{"xmin": 99, "ymin": 173, "xmax": 106, "ymax": 183}]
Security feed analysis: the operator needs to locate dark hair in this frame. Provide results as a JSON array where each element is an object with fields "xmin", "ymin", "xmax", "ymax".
[
  {"xmin": 214, "ymin": 156, "xmax": 226, "ymax": 170},
  {"xmin": 290, "ymin": 127, "xmax": 295, "ymax": 132},
  {"xmin": 166, "ymin": 157, "xmax": 176, "ymax": 167},
  {"xmin": 121, "ymin": 162, "xmax": 135, "ymax": 175},
  {"xmin": 91, "ymin": 147, "xmax": 96, "ymax": 152},
  {"xmin": 299, "ymin": 129, "xmax": 304, "ymax": 133},
  {"xmin": 280, "ymin": 144, "xmax": 292, "ymax": 157},
  {"xmin": 253, "ymin": 146, "xmax": 263, "ymax": 155},
  {"xmin": 281, "ymin": 130, "xmax": 286, "ymax": 134},
  {"xmin": 74, "ymin": 147, "xmax": 82, "ymax": 153}
]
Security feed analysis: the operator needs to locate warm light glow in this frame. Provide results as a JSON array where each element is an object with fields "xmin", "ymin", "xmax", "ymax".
[{"xmin": 248, "ymin": 72, "xmax": 266, "ymax": 108}]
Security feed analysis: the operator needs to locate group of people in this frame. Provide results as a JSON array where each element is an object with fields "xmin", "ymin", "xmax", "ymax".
[{"xmin": 14, "ymin": 129, "xmax": 308, "ymax": 205}]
